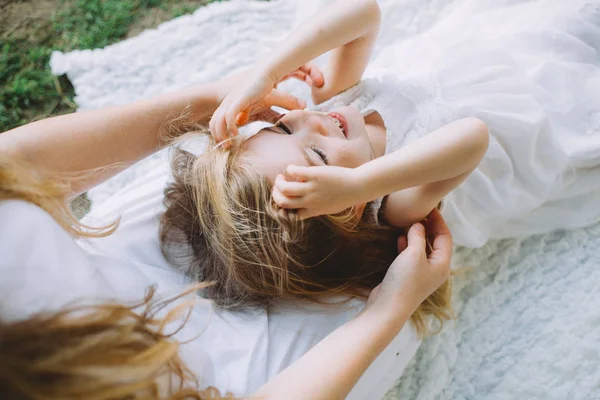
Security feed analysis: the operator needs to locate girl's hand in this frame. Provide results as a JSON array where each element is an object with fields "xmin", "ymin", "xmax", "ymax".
[
  {"xmin": 365, "ymin": 209, "xmax": 453, "ymax": 323},
  {"xmin": 209, "ymin": 64, "xmax": 324, "ymax": 144},
  {"xmin": 272, "ymin": 164, "xmax": 369, "ymax": 219},
  {"xmin": 278, "ymin": 62, "xmax": 324, "ymax": 89}
]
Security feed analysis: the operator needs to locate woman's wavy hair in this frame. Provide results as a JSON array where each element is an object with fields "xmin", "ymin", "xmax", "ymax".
[
  {"xmin": 0, "ymin": 154, "xmax": 229, "ymax": 400},
  {"xmin": 160, "ymin": 124, "xmax": 452, "ymax": 336}
]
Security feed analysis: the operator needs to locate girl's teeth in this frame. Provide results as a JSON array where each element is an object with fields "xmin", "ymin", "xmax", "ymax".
[{"xmin": 333, "ymin": 117, "xmax": 344, "ymax": 132}]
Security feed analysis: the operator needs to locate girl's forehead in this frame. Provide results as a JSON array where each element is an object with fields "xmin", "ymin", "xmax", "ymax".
[{"xmin": 244, "ymin": 131, "xmax": 310, "ymax": 180}]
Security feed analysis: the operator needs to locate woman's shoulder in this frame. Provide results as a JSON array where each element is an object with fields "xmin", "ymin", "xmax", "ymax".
[
  {"xmin": 0, "ymin": 198, "xmax": 52, "ymax": 222},
  {"xmin": 0, "ymin": 200, "xmax": 93, "ymax": 319},
  {"xmin": 0, "ymin": 200, "xmax": 66, "ymax": 253}
]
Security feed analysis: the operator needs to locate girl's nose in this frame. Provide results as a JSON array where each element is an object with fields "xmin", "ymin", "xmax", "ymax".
[{"xmin": 306, "ymin": 112, "xmax": 329, "ymax": 137}]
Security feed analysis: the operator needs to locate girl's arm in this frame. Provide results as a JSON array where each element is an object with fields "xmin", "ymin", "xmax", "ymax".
[
  {"xmin": 381, "ymin": 167, "xmax": 474, "ymax": 228},
  {"xmin": 273, "ymin": 118, "xmax": 489, "ymax": 220},
  {"xmin": 365, "ymin": 118, "xmax": 489, "ymax": 227},
  {"xmin": 0, "ymin": 74, "xmax": 304, "ymax": 197},
  {"xmin": 252, "ymin": 210, "xmax": 453, "ymax": 400},
  {"xmin": 210, "ymin": 0, "xmax": 381, "ymax": 141},
  {"xmin": 265, "ymin": 0, "xmax": 381, "ymax": 105},
  {"xmin": 357, "ymin": 118, "xmax": 488, "ymax": 202}
]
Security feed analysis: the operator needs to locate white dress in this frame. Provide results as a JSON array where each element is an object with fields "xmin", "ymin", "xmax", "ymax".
[{"xmin": 315, "ymin": 0, "xmax": 600, "ymax": 247}]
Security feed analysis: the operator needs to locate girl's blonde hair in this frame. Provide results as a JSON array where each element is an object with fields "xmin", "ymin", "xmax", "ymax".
[
  {"xmin": 0, "ymin": 154, "xmax": 228, "ymax": 399},
  {"xmin": 160, "ymin": 127, "xmax": 452, "ymax": 337}
]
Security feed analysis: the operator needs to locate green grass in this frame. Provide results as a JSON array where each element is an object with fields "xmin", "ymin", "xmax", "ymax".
[
  {"xmin": 0, "ymin": 0, "xmax": 218, "ymax": 132},
  {"xmin": 172, "ymin": 4, "xmax": 201, "ymax": 18}
]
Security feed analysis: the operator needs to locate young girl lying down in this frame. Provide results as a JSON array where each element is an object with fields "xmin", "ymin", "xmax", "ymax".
[{"xmin": 161, "ymin": 0, "xmax": 600, "ymax": 332}]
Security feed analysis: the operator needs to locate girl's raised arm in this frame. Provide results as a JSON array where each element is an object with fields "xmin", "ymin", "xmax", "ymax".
[
  {"xmin": 273, "ymin": 118, "xmax": 489, "ymax": 222},
  {"xmin": 210, "ymin": 0, "xmax": 381, "ymax": 141},
  {"xmin": 276, "ymin": 0, "xmax": 382, "ymax": 105}
]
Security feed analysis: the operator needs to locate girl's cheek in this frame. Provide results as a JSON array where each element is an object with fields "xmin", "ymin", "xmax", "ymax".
[{"xmin": 336, "ymin": 143, "xmax": 369, "ymax": 168}]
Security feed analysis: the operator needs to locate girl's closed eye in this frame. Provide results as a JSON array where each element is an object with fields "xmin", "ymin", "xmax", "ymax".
[
  {"xmin": 275, "ymin": 121, "xmax": 292, "ymax": 135},
  {"xmin": 311, "ymin": 145, "xmax": 329, "ymax": 165}
]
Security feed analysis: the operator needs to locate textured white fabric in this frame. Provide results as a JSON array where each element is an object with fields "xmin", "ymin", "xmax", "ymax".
[
  {"xmin": 387, "ymin": 221, "xmax": 600, "ymax": 400},
  {"xmin": 315, "ymin": 0, "xmax": 600, "ymax": 248},
  {"xmin": 0, "ymin": 199, "xmax": 420, "ymax": 398},
  {"xmin": 48, "ymin": 0, "xmax": 600, "ymax": 398}
]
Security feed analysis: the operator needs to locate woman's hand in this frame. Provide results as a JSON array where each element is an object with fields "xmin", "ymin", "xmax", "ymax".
[
  {"xmin": 209, "ymin": 64, "xmax": 324, "ymax": 144},
  {"xmin": 365, "ymin": 209, "xmax": 453, "ymax": 323},
  {"xmin": 272, "ymin": 164, "xmax": 369, "ymax": 219}
]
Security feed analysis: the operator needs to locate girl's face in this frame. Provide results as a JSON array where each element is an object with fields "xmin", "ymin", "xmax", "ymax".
[{"xmin": 244, "ymin": 106, "xmax": 374, "ymax": 180}]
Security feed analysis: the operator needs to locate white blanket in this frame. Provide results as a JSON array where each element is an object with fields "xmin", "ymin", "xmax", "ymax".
[{"xmin": 51, "ymin": 0, "xmax": 600, "ymax": 398}]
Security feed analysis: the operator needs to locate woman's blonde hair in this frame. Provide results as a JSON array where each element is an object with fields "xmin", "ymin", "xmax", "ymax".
[
  {"xmin": 160, "ymin": 127, "xmax": 452, "ymax": 337},
  {"xmin": 0, "ymin": 154, "xmax": 228, "ymax": 399}
]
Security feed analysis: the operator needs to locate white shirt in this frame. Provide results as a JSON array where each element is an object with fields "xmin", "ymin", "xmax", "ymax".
[{"xmin": 0, "ymin": 196, "xmax": 420, "ymax": 398}]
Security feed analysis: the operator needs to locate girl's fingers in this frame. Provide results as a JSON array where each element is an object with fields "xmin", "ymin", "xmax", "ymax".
[
  {"xmin": 282, "ymin": 71, "xmax": 307, "ymax": 83},
  {"xmin": 286, "ymin": 164, "xmax": 314, "ymax": 181},
  {"xmin": 281, "ymin": 67, "xmax": 322, "ymax": 88},
  {"xmin": 299, "ymin": 63, "xmax": 324, "ymax": 88},
  {"xmin": 275, "ymin": 174, "xmax": 311, "ymax": 196},
  {"xmin": 264, "ymin": 89, "xmax": 306, "ymax": 111},
  {"xmin": 272, "ymin": 187, "xmax": 304, "ymax": 209},
  {"xmin": 303, "ymin": 74, "xmax": 314, "ymax": 86}
]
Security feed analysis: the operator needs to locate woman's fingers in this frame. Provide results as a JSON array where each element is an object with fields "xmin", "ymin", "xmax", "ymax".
[
  {"xmin": 225, "ymin": 94, "xmax": 257, "ymax": 139},
  {"xmin": 396, "ymin": 235, "xmax": 408, "ymax": 253},
  {"xmin": 210, "ymin": 106, "xmax": 229, "ymax": 143},
  {"xmin": 422, "ymin": 209, "xmax": 453, "ymax": 268},
  {"xmin": 422, "ymin": 208, "xmax": 450, "ymax": 236},
  {"xmin": 405, "ymin": 223, "xmax": 427, "ymax": 255},
  {"xmin": 209, "ymin": 108, "xmax": 218, "ymax": 140},
  {"xmin": 246, "ymin": 109, "xmax": 282, "ymax": 124},
  {"xmin": 225, "ymin": 108, "xmax": 241, "ymax": 139},
  {"xmin": 236, "ymin": 110, "xmax": 250, "ymax": 126}
]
